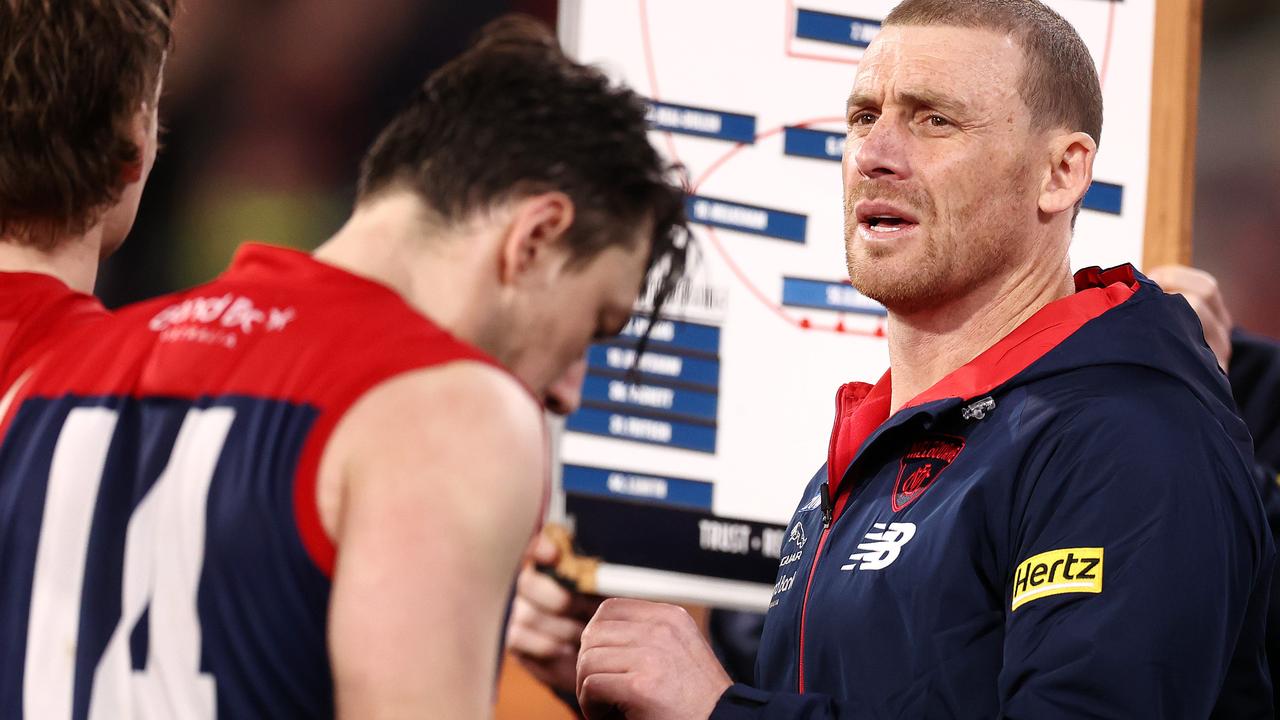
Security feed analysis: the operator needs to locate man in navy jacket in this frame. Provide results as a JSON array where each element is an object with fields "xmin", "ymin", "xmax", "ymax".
[{"xmin": 570, "ymin": 1, "xmax": 1275, "ymax": 718}]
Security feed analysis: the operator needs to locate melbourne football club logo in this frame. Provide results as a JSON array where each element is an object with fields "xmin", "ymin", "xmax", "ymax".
[{"xmin": 891, "ymin": 435, "xmax": 965, "ymax": 511}]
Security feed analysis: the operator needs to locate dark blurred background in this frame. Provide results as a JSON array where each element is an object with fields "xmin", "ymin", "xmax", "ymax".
[
  {"xmin": 1194, "ymin": 0, "xmax": 1280, "ymax": 338},
  {"xmin": 98, "ymin": 0, "xmax": 1280, "ymax": 340},
  {"xmin": 97, "ymin": 0, "xmax": 555, "ymax": 305}
]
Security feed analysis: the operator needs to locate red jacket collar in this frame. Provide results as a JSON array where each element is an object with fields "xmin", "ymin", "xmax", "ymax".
[{"xmin": 827, "ymin": 265, "xmax": 1140, "ymax": 489}]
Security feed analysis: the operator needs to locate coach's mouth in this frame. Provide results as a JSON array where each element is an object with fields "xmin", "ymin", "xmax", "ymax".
[{"xmin": 855, "ymin": 201, "xmax": 919, "ymax": 241}]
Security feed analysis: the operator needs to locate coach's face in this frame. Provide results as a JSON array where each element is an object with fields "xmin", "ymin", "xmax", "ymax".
[{"xmin": 843, "ymin": 25, "xmax": 1045, "ymax": 314}]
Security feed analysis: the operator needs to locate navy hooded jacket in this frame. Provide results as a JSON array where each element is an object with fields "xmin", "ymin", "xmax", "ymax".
[{"xmin": 712, "ymin": 266, "xmax": 1275, "ymax": 719}]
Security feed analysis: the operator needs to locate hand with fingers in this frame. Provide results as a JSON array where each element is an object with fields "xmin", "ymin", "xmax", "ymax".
[
  {"xmin": 576, "ymin": 598, "xmax": 731, "ymax": 720},
  {"xmin": 506, "ymin": 531, "xmax": 604, "ymax": 695},
  {"xmin": 1146, "ymin": 265, "xmax": 1234, "ymax": 372}
]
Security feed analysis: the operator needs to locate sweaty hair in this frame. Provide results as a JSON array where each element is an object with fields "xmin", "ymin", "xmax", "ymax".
[
  {"xmin": 358, "ymin": 14, "xmax": 689, "ymax": 323},
  {"xmin": 884, "ymin": 0, "xmax": 1102, "ymax": 146},
  {"xmin": 0, "ymin": 0, "xmax": 176, "ymax": 247}
]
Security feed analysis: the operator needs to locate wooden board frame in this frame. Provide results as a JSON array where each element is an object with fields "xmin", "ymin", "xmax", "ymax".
[{"xmin": 1143, "ymin": 0, "xmax": 1203, "ymax": 267}]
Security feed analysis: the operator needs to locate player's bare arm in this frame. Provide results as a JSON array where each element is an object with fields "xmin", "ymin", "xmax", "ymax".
[{"xmin": 321, "ymin": 361, "xmax": 544, "ymax": 719}]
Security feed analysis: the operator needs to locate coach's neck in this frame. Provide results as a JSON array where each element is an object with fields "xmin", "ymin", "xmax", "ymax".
[{"xmin": 884, "ymin": 253, "xmax": 1073, "ymax": 415}]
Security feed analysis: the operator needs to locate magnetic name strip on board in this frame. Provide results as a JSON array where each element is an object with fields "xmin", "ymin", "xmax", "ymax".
[
  {"xmin": 794, "ymin": 9, "xmax": 882, "ymax": 48},
  {"xmin": 783, "ymin": 127, "xmax": 845, "ymax": 162},
  {"xmin": 566, "ymin": 406, "xmax": 717, "ymax": 454},
  {"xmin": 1082, "ymin": 181, "xmax": 1123, "ymax": 215},
  {"xmin": 781, "ymin": 277, "xmax": 887, "ymax": 316},
  {"xmin": 615, "ymin": 315, "xmax": 721, "ymax": 356},
  {"xmin": 580, "ymin": 374, "xmax": 719, "ymax": 424},
  {"xmin": 645, "ymin": 100, "xmax": 757, "ymax": 144},
  {"xmin": 561, "ymin": 464, "xmax": 713, "ymax": 511},
  {"xmin": 586, "ymin": 344, "xmax": 720, "ymax": 390},
  {"xmin": 686, "ymin": 195, "xmax": 808, "ymax": 244}
]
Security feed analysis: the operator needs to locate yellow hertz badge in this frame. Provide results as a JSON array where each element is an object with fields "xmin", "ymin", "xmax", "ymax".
[{"xmin": 1011, "ymin": 547, "xmax": 1103, "ymax": 612}]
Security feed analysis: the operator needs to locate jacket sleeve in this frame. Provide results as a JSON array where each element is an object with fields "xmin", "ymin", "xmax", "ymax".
[
  {"xmin": 1249, "ymin": 460, "xmax": 1280, "ymax": 545},
  {"xmin": 1229, "ymin": 329, "xmax": 1280, "ymax": 469},
  {"xmin": 999, "ymin": 384, "xmax": 1274, "ymax": 719},
  {"xmin": 710, "ymin": 683, "xmax": 858, "ymax": 719}
]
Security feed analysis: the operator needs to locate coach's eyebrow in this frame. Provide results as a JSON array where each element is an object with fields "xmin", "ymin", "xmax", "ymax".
[
  {"xmin": 846, "ymin": 90, "xmax": 877, "ymax": 115},
  {"xmin": 847, "ymin": 87, "xmax": 968, "ymax": 117},
  {"xmin": 898, "ymin": 88, "xmax": 967, "ymax": 114}
]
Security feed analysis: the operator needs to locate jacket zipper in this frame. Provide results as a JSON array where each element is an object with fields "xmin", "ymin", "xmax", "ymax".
[
  {"xmin": 797, "ymin": 386, "xmax": 851, "ymax": 693},
  {"xmin": 797, "ymin": 481, "xmax": 834, "ymax": 693}
]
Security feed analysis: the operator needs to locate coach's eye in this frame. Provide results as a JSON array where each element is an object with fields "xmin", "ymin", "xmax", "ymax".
[
  {"xmin": 926, "ymin": 115, "xmax": 950, "ymax": 127},
  {"xmin": 850, "ymin": 112, "xmax": 878, "ymax": 126}
]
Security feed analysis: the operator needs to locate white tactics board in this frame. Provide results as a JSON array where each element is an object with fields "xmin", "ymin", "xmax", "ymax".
[{"xmin": 555, "ymin": 0, "xmax": 1157, "ymax": 610}]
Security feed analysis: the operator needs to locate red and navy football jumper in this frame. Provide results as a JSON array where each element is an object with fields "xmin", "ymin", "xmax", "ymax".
[
  {"xmin": 0, "ymin": 244, "xmax": 535, "ymax": 719},
  {"xmin": 0, "ymin": 271, "xmax": 108, "ymax": 393},
  {"xmin": 713, "ymin": 267, "xmax": 1274, "ymax": 719}
]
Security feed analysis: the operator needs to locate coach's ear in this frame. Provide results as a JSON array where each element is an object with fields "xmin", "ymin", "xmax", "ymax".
[
  {"xmin": 497, "ymin": 192, "xmax": 575, "ymax": 287},
  {"xmin": 1039, "ymin": 130, "xmax": 1096, "ymax": 217}
]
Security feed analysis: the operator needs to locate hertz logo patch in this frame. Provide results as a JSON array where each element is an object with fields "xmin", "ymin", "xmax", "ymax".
[{"xmin": 1011, "ymin": 547, "xmax": 1103, "ymax": 612}]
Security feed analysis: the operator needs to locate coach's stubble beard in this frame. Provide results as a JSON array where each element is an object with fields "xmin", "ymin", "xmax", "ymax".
[{"xmin": 843, "ymin": 165, "xmax": 1029, "ymax": 318}]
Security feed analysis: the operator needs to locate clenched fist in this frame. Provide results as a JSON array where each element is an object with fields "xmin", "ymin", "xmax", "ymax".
[{"xmin": 577, "ymin": 598, "xmax": 731, "ymax": 720}]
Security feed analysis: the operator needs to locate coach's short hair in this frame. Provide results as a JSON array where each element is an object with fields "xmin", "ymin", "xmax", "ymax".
[
  {"xmin": 358, "ymin": 15, "xmax": 688, "ymax": 312},
  {"xmin": 0, "ymin": 0, "xmax": 176, "ymax": 247},
  {"xmin": 884, "ymin": 0, "xmax": 1103, "ymax": 146}
]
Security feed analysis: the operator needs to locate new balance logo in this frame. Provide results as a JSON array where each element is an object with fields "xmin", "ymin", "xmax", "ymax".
[{"xmin": 841, "ymin": 522, "xmax": 916, "ymax": 571}]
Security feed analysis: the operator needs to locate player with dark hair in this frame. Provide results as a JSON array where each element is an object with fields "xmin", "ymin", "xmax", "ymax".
[
  {"xmin": 0, "ymin": 15, "xmax": 687, "ymax": 719},
  {"xmin": 0, "ymin": 0, "xmax": 175, "ymax": 393}
]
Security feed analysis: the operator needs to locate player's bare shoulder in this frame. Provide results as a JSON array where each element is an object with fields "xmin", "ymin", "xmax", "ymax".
[{"xmin": 316, "ymin": 360, "xmax": 544, "ymax": 542}]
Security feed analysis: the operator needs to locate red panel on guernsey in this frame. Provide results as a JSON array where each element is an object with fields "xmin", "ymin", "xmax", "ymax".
[
  {"xmin": 18, "ymin": 244, "xmax": 542, "ymax": 576},
  {"xmin": 0, "ymin": 271, "xmax": 108, "ymax": 392}
]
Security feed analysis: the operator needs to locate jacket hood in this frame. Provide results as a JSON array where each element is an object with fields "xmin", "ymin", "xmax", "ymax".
[
  {"xmin": 977, "ymin": 265, "xmax": 1232, "ymax": 412},
  {"xmin": 826, "ymin": 265, "xmax": 1240, "ymax": 491}
]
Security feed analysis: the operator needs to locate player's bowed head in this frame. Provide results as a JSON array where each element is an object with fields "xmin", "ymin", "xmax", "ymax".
[
  {"xmin": 310, "ymin": 15, "xmax": 691, "ymax": 719},
  {"xmin": 331, "ymin": 14, "xmax": 690, "ymax": 403}
]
